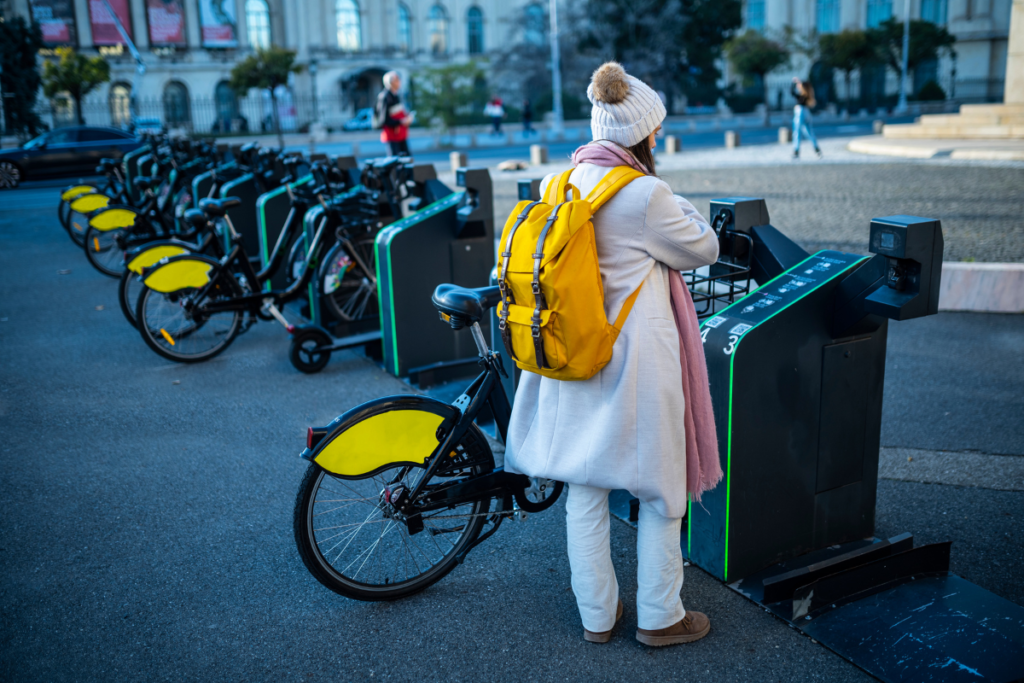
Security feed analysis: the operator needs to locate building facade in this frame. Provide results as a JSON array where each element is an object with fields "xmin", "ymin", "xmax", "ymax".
[
  {"xmin": 741, "ymin": 0, "xmax": 1012, "ymax": 108},
  {"xmin": 5, "ymin": 0, "xmax": 545, "ymax": 132}
]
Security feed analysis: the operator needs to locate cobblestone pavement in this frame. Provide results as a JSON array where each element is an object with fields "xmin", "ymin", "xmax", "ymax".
[{"xmin": 483, "ymin": 137, "xmax": 1024, "ymax": 263}]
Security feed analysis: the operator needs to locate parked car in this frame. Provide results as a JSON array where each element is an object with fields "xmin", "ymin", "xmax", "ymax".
[
  {"xmin": 0, "ymin": 126, "xmax": 142, "ymax": 189},
  {"xmin": 342, "ymin": 108, "xmax": 374, "ymax": 131}
]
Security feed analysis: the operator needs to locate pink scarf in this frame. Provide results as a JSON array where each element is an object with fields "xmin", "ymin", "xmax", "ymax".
[{"xmin": 572, "ymin": 143, "xmax": 723, "ymax": 502}]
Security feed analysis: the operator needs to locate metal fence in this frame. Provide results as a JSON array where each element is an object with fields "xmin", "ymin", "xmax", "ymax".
[{"xmin": 37, "ymin": 92, "xmax": 345, "ymax": 135}]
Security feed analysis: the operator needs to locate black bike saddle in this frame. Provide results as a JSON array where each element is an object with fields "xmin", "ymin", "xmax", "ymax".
[
  {"xmin": 431, "ymin": 284, "xmax": 501, "ymax": 327},
  {"xmin": 199, "ymin": 197, "xmax": 242, "ymax": 217},
  {"xmin": 183, "ymin": 208, "xmax": 207, "ymax": 228}
]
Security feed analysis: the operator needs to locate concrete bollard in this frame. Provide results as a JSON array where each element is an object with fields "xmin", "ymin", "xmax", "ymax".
[
  {"xmin": 725, "ymin": 130, "xmax": 741, "ymax": 149},
  {"xmin": 450, "ymin": 151, "xmax": 467, "ymax": 172},
  {"xmin": 530, "ymin": 144, "xmax": 549, "ymax": 165},
  {"xmin": 873, "ymin": 119, "xmax": 885, "ymax": 135},
  {"xmin": 664, "ymin": 135, "xmax": 681, "ymax": 154},
  {"xmin": 778, "ymin": 126, "xmax": 792, "ymax": 144}
]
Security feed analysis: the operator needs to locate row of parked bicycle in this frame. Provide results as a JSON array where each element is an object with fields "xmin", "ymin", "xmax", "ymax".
[{"xmin": 57, "ymin": 134, "xmax": 433, "ymax": 372}]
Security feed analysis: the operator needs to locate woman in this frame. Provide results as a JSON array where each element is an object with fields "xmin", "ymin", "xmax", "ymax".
[
  {"xmin": 484, "ymin": 96, "xmax": 505, "ymax": 135},
  {"xmin": 791, "ymin": 77, "xmax": 822, "ymax": 159},
  {"xmin": 505, "ymin": 62, "xmax": 720, "ymax": 646}
]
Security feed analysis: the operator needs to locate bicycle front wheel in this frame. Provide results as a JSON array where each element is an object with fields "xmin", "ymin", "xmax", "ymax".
[
  {"xmin": 294, "ymin": 427, "xmax": 492, "ymax": 601},
  {"xmin": 136, "ymin": 265, "xmax": 242, "ymax": 362},
  {"xmin": 319, "ymin": 236, "xmax": 378, "ymax": 322}
]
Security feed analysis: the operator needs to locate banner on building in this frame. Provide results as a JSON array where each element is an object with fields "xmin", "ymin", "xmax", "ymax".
[
  {"xmin": 29, "ymin": 0, "xmax": 77, "ymax": 46},
  {"xmin": 147, "ymin": 0, "xmax": 186, "ymax": 46},
  {"xmin": 199, "ymin": 0, "xmax": 238, "ymax": 48},
  {"xmin": 89, "ymin": 0, "xmax": 133, "ymax": 46}
]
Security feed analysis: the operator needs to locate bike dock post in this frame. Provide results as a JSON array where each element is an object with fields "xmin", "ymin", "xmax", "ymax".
[
  {"xmin": 376, "ymin": 167, "xmax": 494, "ymax": 383},
  {"xmin": 256, "ymin": 173, "xmax": 313, "ymax": 291}
]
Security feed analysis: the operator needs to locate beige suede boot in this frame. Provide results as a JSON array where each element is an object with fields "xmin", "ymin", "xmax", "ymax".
[
  {"xmin": 635, "ymin": 611, "xmax": 710, "ymax": 646},
  {"xmin": 583, "ymin": 599, "xmax": 624, "ymax": 643}
]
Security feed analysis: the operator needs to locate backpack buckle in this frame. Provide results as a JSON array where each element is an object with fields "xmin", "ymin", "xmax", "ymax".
[
  {"xmin": 531, "ymin": 281, "xmax": 541, "ymax": 294},
  {"xmin": 531, "ymin": 324, "xmax": 541, "ymax": 338}
]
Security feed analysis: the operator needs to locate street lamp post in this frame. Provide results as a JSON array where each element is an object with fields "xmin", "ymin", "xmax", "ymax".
[
  {"xmin": 310, "ymin": 60, "xmax": 319, "ymax": 124},
  {"xmin": 895, "ymin": 0, "xmax": 911, "ymax": 112},
  {"xmin": 549, "ymin": 0, "xmax": 564, "ymax": 138}
]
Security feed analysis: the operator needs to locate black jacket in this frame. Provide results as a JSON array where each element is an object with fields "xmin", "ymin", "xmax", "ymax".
[{"xmin": 791, "ymin": 83, "xmax": 810, "ymax": 107}]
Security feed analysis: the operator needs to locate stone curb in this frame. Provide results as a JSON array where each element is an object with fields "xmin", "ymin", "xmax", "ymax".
[
  {"xmin": 939, "ymin": 262, "xmax": 1024, "ymax": 313},
  {"xmin": 848, "ymin": 135, "xmax": 1024, "ymax": 160},
  {"xmin": 879, "ymin": 447, "xmax": 1024, "ymax": 491}
]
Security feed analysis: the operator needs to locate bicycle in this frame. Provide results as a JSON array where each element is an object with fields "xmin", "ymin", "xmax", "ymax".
[{"xmin": 292, "ymin": 283, "xmax": 564, "ymax": 601}]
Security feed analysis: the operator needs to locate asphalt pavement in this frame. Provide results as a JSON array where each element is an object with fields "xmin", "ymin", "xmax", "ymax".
[{"xmin": 1, "ymin": 160, "xmax": 1021, "ymax": 682}]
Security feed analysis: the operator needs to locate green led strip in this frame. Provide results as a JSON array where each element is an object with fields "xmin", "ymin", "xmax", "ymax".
[
  {"xmin": 256, "ymin": 174, "xmax": 314, "ymax": 293},
  {"xmin": 378, "ymin": 191, "xmax": 465, "ymax": 376},
  {"xmin": 691, "ymin": 250, "xmax": 869, "ymax": 582}
]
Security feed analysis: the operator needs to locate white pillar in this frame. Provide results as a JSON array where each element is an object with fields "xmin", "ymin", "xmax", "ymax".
[{"xmin": 1006, "ymin": 0, "xmax": 1024, "ymax": 103}]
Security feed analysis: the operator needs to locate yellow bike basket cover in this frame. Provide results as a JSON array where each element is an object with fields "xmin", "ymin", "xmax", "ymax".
[
  {"xmin": 89, "ymin": 208, "xmax": 138, "ymax": 232},
  {"xmin": 69, "ymin": 194, "xmax": 110, "ymax": 213}
]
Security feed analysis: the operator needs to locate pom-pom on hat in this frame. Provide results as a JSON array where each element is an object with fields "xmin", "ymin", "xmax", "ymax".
[{"xmin": 587, "ymin": 62, "xmax": 666, "ymax": 148}]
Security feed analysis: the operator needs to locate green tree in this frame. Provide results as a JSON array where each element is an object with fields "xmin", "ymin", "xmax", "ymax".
[
  {"xmin": 869, "ymin": 18, "xmax": 955, "ymax": 77},
  {"xmin": 230, "ymin": 47, "xmax": 304, "ymax": 147},
  {"xmin": 582, "ymin": 0, "xmax": 742, "ymax": 112},
  {"xmin": 41, "ymin": 47, "xmax": 110, "ymax": 126},
  {"xmin": 725, "ymin": 29, "xmax": 790, "ymax": 125},
  {"xmin": 0, "ymin": 16, "xmax": 45, "ymax": 139},
  {"xmin": 819, "ymin": 29, "xmax": 874, "ymax": 112},
  {"xmin": 412, "ymin": 62, "xmax": 486, "ymax": 134}
]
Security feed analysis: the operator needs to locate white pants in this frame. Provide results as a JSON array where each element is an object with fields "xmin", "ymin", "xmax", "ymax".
[{"xmin": 565, "ymin": 483, "xmax": 686, "ymax": 632}]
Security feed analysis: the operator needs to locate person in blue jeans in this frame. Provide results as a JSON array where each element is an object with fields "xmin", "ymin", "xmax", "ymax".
[{"xmin": 791, "ymin": 77, "xmax": 822, "ymax": 159}]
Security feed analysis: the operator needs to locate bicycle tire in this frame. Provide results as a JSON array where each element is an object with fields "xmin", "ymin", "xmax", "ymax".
[
  {"xmin": 67, "ymin": 209, "xmax": 90, "ymax": 247},
  {"xmin": 319, "ymin": 236, "xmax": 378, "ymax": 323},
  {"xmin": 135, "ymin": 262, "xmax": 243, "ymax": 363},
  {"xmin": 118, "ymin": 269, "xmax": 142, "ymax": 328},
  {"xmin": 83, "ymin": 225, "xmax": 127, "ymax": 278},
  {"xmin": 58, "ymin": 200, "xmax": 71, "ymax": 231},
  {"xmin": 294, "ymin": 424, "xmax": 493, "ymax": 601}
]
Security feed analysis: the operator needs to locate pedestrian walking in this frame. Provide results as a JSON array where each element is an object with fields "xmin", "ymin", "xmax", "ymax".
[
  {"xmin": 522, "ymin": 99, "xmax": 534, "ymax": 135},
  {"xmin": 484, "ymin": 96, "xmax": 505, "ymax": 135},
  {"xmin": 374, "ymin": 71, "xmax": 413, "ymax": 157},
  {"xmin": 791, "ymin": 77, "xmax": 822, "ymax": 159},
  {"xmin": 505, "ymin": 62, "xmax": 721, "ymax": 647}
]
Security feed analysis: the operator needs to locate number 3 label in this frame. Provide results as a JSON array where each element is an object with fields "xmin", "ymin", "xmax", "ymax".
[{"xmin": 723, "ymin": 335, "xmax": 738, "ymax": 355}]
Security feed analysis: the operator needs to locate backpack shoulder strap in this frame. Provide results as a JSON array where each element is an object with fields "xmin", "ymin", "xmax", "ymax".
[
  {"xmin": 585, "ymin": 166, "xmax": 646, "ymax": 212},
  {"xmin": 543, "ymin": 168, "xmax": 575, "ymax": 205}
]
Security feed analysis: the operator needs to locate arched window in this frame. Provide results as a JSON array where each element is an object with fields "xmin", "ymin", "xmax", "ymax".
[
  {"xmin": 109, "ymin": 83, "xmax": 131, "ymax": 128},
  {"xmin": 524, "ymin": 4, "xmax": 545, "ymax": 46},
  {"xmin": 428, "ymin": 4, "xmax": 448, "ymax": 55},
  {"xmin": 746, "ymin": 0, "xmax": 765, "ymax": 29},
  {"xmin": 866, "ymin": 0, "xmax": 892, "ymax": 28},
  {"xmin": 163, "ymin": 81, "xmax": 191, "ymax": 127},
  {"xmin": 336, "ymin": 0, "xmax": 361, "ymax": 51},
  {"xmin": 215, "ymin": 81, "xmax": 238, "ymax": 124},
  {"xmin": 921, "ymin": 0, "xmax": 947, "ymax": 24},
  {"xmin": 245, "ymin": 0, "xmax": 271, "ymax": 49},
  {"xmin": 398, "ymin": 3, "xmax": 412, "ymax": 53},
  {"xmin": 816, "ymin": 0, "xmax": 839, "ymax": 33},
  {"xmin": 467, "ymin": 7, "xmax": 484, "ymax": 54}
]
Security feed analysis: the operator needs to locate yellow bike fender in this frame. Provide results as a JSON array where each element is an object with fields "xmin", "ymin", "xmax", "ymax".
[
  {"xmin": 69, "ymin": 193, "xmax": 110, "ymax": 213},
  {"xmin": 311, "ymin": 396, "xmax": 459, "ymax": 479},
  {"xmin": 127, "ymin": 245, "xmax": 188, "ymax": 274},
  {"xmin": 61, "ymin": 185, "xmax": 96, "ymax": 202},
  {"xmin": 143, "ymin": 257, "xmax": 214, "ymax": 293},
  {"xmin": 89, "ymin": 207, "xmax": 138, "ymax": 232}
]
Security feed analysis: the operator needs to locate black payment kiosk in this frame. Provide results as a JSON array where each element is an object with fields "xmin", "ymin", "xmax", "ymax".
[
  {"xmin": 376, "ymin": 168, "xmax": 494, "ymax": 380},
  {"xmin": 689, "ymin": 198, "xmax": 944, "ymax": 583}
]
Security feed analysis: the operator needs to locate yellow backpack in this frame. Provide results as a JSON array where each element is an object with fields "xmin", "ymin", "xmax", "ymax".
[{"xmin": 496, "ymin": 165, "xmax": 645, "ymax": 381}]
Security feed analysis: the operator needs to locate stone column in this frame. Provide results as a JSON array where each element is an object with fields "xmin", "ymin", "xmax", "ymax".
[{"xmin": 1007, "ymin": 0, "xmax": 1024, "ymax": 103}]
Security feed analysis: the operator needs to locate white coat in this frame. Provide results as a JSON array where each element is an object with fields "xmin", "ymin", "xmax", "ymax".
[{"xmin": 504, "ymin": 163, "xmax": 720, "ymax": 519}]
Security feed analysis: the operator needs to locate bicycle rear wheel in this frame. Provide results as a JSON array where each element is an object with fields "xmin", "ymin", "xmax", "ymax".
[
  {"xmin": 136, "ymin": 265, "xmax": 243, "ymax": 362},
  {"xmin": 118, "ymin": 270, "xmax": 143, "ymax": 328},
  {"xmin": 83, "ymin": 225, "xmax": 127, "ymax": 278},
  {"xmin": 294, "ymin": 426, "xmax": 493, "ymax": 601}
]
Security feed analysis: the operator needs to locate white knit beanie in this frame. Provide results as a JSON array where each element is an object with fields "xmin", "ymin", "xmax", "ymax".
[{"xmin": 588, "ymin": 62, "xmax": 666, "ymax": 148}]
